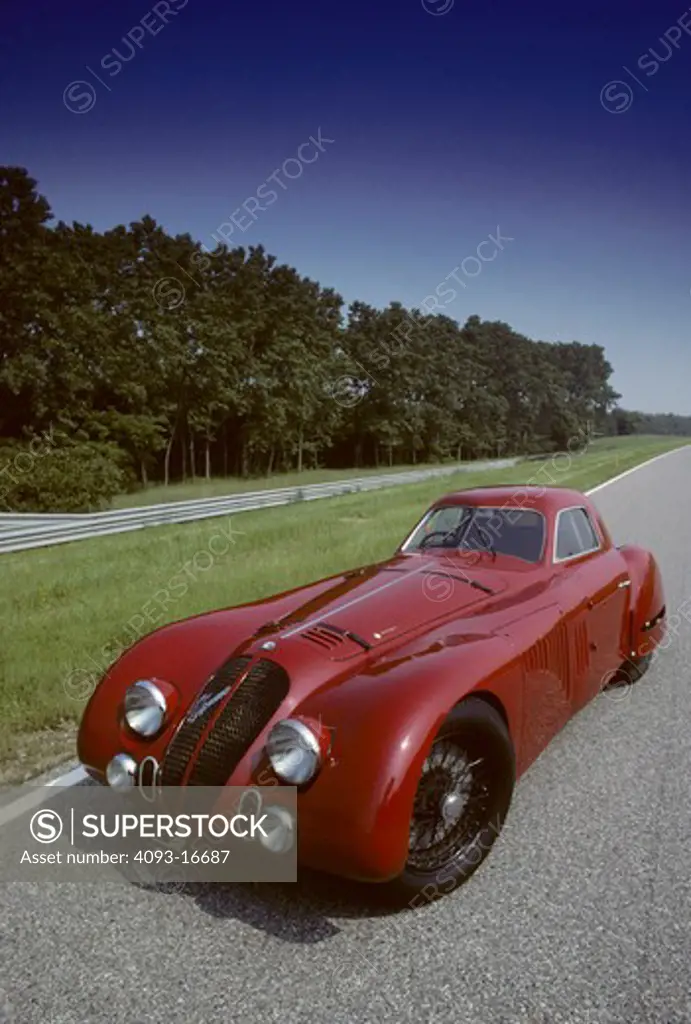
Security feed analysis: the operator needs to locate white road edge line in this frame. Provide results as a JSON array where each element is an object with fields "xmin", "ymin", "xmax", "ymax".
[
  {"xmin": 585, "ymin": 445, "xmax": 686, "ymax": 495},
  {"xmin": 1, "ymin": 443, "xmax": 687, "ymax": 823},
  {"xmin": 46, "ymin": 765, "xmax": 88, "ymax": 788}
]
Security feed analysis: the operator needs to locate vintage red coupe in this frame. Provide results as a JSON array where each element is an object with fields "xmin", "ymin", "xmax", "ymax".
[{"xmin": 78, "ymin": 485, "xmax": 665, "ymax": 903}]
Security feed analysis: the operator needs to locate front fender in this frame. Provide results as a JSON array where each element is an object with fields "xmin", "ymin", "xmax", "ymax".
[
  {"xmin": 275, "ymin": 633, "xmax": 520, "ymax": 881},
  {"xmin": 76, "ymin": 572, "xmax": 358, "ymax": 774},
  {"xmin": 77, "ymin": 597, "xmax": 311, "ymax": 774}
]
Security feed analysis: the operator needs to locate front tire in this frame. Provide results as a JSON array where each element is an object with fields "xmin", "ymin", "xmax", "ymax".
[{"xmin": 382, "ymin": 697, "xmax": 515, "ymax": 908}]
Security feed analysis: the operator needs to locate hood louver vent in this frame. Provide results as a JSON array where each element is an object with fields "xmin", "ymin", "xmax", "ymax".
[
  {"xmin": 301, "ymin": 621, "xmax": 371, "ymax": 653},
  {"xmin": 302, "ymin": 624, "xmax": 347, "ymax": 650}
]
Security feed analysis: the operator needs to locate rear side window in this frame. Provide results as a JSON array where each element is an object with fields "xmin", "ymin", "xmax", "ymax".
[{"xmin": 555, "ymin": 508, "xmax": 600, "ymax": 561}]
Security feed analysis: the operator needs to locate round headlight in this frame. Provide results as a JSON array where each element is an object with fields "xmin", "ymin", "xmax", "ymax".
[
  {"xmin": 106, "ymin": 752, "xmax": 138, "ymax": 789},
  {"xmin": 266, "ymin": 719, "xmax": 322, "ymax": 785},
  {"xmin": 124, "ymin": 680, "xmax": 167, "ymax": 737}
]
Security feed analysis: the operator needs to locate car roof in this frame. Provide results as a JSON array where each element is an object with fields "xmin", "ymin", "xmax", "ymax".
[{"xmin": 431, "ymin": 485, "xmax": 591, "ymax": 514}]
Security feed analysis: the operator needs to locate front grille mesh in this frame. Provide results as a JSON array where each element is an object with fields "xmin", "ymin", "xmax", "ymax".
[
  {"xmin": 186, "ymin": 658, "xmax": 290, "ymax": 786},
  {"xmin": 160, "ymin": 656, "xmax": 251, "ymax": 786}
]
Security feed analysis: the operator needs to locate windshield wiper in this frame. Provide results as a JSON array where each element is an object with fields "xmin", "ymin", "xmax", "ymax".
[
  {"xmin": 423, "ymin": 568, "xmax": 495, "ymax": 596},
  {"xmin": 466, "ymin": 577, "xmax": 494, "ymax": 594}
]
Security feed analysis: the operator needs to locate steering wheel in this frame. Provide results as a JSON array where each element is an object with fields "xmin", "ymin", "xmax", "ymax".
[
  {"xmin": 419, "ymin": 530, "xmax": 455, "ymax": 549},
  {"xmin": 474, "ymin": 526, "xmax": 497, "ymax": 560}
]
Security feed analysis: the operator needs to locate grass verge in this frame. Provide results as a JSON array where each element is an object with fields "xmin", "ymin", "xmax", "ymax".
[
  {"xmin": 0, "ymin": 434, "xmax": 686, "ymax": 781},
  {"xmin": 112, "ymin": 460, "xmax": 478, "ymax": 509}
]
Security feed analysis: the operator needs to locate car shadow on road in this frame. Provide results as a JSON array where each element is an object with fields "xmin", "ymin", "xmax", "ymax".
[
  {"xmin": 70, "ymin": 777, "xmax": 407, "ymax": 941},
  {"xmin": 142, "ymin": 870, "xmax": 402, "ymax": 943}
]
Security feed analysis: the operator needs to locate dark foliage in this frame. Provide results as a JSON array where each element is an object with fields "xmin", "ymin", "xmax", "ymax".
[{"xmin": 1, "ymin": 166, "xmax": 665, "ymax": 504}]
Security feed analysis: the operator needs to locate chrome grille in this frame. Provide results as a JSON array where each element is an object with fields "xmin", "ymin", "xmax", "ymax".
[
  {"xmin": 160, "ymin": 656, "xmax": 251, "ymax": 786},
  {"xmin": 186, "ymin": 658, "xmax": 290, "ymax": 786}
]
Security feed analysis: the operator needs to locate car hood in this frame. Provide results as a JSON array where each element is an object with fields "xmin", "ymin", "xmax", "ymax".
[
  {"xmin": 77, "ymin": 552, "xmax": 520, "ymax": 775},
  {"xmin": 254, "ymin": 553, "xmax": 510, "ymax": 651},
  {"xmin": 83, "ymin": 552, "xmax": 518, "ymax": 724}
]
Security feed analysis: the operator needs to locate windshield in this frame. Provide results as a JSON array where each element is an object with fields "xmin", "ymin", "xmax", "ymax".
[{"xmin": 404, "ymin": 505, "xmax": 545, "ymax": 563}]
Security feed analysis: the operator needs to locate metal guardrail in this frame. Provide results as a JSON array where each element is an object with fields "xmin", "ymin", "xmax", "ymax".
[{"xmin": 0, "ymin": 458, "xmax": 519, "ymax": 555}]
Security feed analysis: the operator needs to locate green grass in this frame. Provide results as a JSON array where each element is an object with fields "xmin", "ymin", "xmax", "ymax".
[
  {"xmin": 112, "ymin": 461, "xmax": 463, "ymax": 509},
  {"xmin": 0, "ymin": 434, "xmax": 686, "ymax": 781}
]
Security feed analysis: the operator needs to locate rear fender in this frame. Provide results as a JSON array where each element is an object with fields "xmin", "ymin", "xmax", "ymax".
[{"xmin": 619, "ymin": 545, "xmax": 666, "ymax": 659}]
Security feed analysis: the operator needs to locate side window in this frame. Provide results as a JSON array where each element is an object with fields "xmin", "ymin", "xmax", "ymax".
[
  {"xmin": 556, "ymin": 508, "xmax": 600, "ymax": 561},
  {"xmin": 572, "ymin": 508, "xmax": 599, "ymax": 551}
]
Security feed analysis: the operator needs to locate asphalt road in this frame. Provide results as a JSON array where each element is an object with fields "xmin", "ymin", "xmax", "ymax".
[{"xmin": 1, "ymin": 447, "xmax": 690, "ymax": 1024}]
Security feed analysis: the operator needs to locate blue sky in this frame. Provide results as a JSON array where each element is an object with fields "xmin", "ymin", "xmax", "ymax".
[{"xmin": 2, "ymin": 0, "xmax": 690, "ymax": 412}]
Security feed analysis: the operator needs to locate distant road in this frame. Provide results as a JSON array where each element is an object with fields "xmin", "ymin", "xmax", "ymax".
[{"xmin": 0, "ymin": 458, "xmax": 519, "ymax": 555}]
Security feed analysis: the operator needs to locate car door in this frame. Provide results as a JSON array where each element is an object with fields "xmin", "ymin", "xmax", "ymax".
[
  {"xmin": 554, "ymin": 507, "xmax": 630, "ymax": 706},
  {"xmin": 516, "ymin": 601, "xmax": 575, "ymax": 769}
]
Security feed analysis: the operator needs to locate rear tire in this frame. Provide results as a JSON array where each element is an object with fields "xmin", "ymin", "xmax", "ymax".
[
  {"xmin": 606, "ymin": 652, "xmax": 653, "ymax": 688},
  {"xmin": 381, "ymin": 698, "xmax": 515, "ymax": 908},
  {"xmin": 623, "ymin": 652, "xmax": 653, "ymax": 683}
]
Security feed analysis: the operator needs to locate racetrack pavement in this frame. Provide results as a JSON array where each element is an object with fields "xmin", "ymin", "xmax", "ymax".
[{"xmin": 1, "ymin": 447, "xmax": 690, "ymax": 1024}]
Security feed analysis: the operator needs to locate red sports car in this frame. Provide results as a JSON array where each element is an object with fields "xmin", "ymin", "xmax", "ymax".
[{"xmin": 78, "ymin": 485, "xmax": 666, "ymax": 904}]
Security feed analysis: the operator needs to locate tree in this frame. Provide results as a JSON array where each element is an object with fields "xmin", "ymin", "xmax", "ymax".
[{"xmin": 0, "ymin": 165, "xmax": 643, "ymax": 509}]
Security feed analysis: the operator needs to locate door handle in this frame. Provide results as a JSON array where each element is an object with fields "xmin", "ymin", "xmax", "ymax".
[{"xmin": 618, "ymin": 579, "xmax": 631, "ymax": 589}]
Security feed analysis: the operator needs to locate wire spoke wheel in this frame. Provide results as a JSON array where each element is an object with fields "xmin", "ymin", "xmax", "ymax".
[
  {"xmin": 382, "ymin": 698, "xmax": 515, "ymax": 906},
  {"xmin": 407, "ymin": 738, "xmax": 492, "ymax": 874}
]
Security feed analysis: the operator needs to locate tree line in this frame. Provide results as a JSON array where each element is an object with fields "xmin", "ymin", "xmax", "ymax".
[
  {"xmin": 611, "ymin": 409, "xmax": 691, "ymax": 436},
  {"xmin": 0, "ymin": 166, "xmax": 682, "ymax": 509}
]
